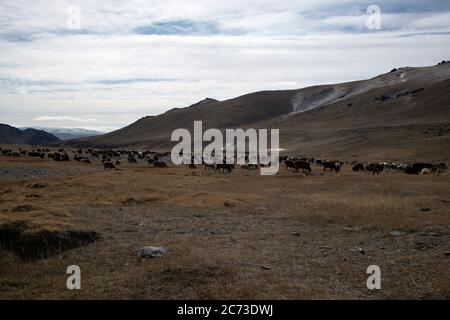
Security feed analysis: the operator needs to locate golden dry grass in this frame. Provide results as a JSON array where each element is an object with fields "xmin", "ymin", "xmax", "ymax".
[{"xmin": 0, "ymin": 155, "xmax": 449, "ymax": 299}]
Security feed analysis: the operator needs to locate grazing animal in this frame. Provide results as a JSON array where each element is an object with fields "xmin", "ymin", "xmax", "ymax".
[
  {"xmin": 28, "ymin": 151, "xmax": 43, "ymax": 158},
  {"xmin": 405, "ymin": 163, "xmax": 434, "ymax": 175},
  {"xmin": 438, "ymin": 163, "xmax": 448, "ymax": 170},
  {"xmin": 285, "ymin": 160, "xmax": 296, "ymax": 171},
  {"xmin": 52, "ymin": 152, "xmax": 69, "ymax": 162},
  {"xmin": 128, "ymin": 157, "xmax": 138, "ymax": 164},
  {"xmin": 366, "ymin": 163, "xmax": 384, "ymax": 175},
  {"xmin": 323, "ymin": 161, "xmax": 341, "ymax": 172},
  {"xmin": 432, "ymin": 163, "xmax": 447, "ymax": 172},
  {"xmin": 204, "ymin": 164, "xmax": 215, "ymax": 171},
  {"xmin": 294, "ymin": 160, "xmax": 312, "ymax": 174},
  {"xmin": 372, "ymin": 165, "xmax": 383, "ymax": 175},
  {"xmin": 103, "ymin": 161, "xmax": 116, "ymax": 170},
  {"xmin": 215, "ymin": 163, "xmax": 233, "ymax": 174},
  {"xmin": 352, "ymin": 163, "xmax": 365, "ymax": 172}
]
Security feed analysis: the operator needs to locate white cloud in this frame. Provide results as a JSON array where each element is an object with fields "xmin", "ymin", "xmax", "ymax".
[
  {"xmin": 34, "ymin": 116, "xmax": 99, "ymax": 122},
  {"xmin": 410, "ymin": 12, "xmax": 450, "ymax": 30}
]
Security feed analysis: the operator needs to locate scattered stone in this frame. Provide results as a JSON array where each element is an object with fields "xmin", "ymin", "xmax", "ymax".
[
  {"xmin": 136, "ymin": 246, "xmax": 168, "ymax": 258},
  {"xmin": 291, "ymin": 232, "xmax": 301, "ymax": 237},
  {"xmin": 390, "ymin": 230, "xmax": 405, "ymax": 236},
  {"xmin": 260, "ymin": 265, "xmax": 272, "ymax": 270},
  {"xmin": 421, "ymin": 208, "xmax": 431, "ymax": 212},
  {"xmin": 358, "ymin": 247, "xmax": 366, "ymax": 255},
  {"xmin": 444, "ymin": 251, "xmax": 450, "ymax": 257}
]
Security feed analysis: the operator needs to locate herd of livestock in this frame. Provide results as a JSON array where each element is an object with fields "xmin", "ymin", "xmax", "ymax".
[
  {"xmin": 0, "ymin": 147, "xmax": 448, "ymax": 176},
  {"xmin": 281, "ymin": 156, "xmax": 448, "ymax": 175}
]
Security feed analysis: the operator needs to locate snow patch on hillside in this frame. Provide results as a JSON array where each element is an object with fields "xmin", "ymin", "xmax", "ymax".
[{"xmin": 291, "ymin": 87, "xmax": 349, "ymax": 113}]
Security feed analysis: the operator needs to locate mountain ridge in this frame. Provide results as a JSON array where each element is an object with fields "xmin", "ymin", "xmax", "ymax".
[
  {"xmin": 64, "ymin": 63, "xmax": 450, "ymax": 160},
  {"xmin": 0, "ymin": 124, "xmax": 61, "ymax": 146},
  {"xmin": 20, "ymin": 127, "xmax": 103, "ymax": 140}
]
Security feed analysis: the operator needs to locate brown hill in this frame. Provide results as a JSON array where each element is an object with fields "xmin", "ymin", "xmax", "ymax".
[
  {"xmin": 0, "ymin": 124, "xmax": 61, "ymax": 146},
  {"xmin": 66, "ymin": 63, "xmax": 450, "ymax": 161}
]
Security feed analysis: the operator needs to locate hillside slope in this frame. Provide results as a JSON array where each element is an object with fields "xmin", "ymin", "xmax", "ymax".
[
  {"xmin": 0, "ymin": 124, "xmax": 61, "ymax": 146},
  {"xmin": 67, "ymin": 90, "xmax": 298, "ymax": 149},
  {"xmin": 267, "ymin": 76, "xmax": 450, "ymax": 161},
  {"xmin": 65, "ymin": 63, "xmax": 450, "ymax": 160},
  {"xmin": 20, "ymin": 127, "xmax": 103, "ymax": 140}
]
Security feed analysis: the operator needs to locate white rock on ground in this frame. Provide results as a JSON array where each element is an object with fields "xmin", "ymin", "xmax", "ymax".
[{"xmin": 136, "ymin": 246, "xmax": 168, "ymax": 258}]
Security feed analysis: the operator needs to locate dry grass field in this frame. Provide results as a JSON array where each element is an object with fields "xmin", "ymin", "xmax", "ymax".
[{"xmin": 1, "ymin": 154, "xmax": 449, "ymax": 299}]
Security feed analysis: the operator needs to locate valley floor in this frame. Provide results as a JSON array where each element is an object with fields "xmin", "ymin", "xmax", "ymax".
[{"xmin": 0, "ymin": 157, "xmax": 449, "ymax": 299}]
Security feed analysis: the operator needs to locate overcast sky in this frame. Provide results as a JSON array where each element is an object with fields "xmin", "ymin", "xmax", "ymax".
[{"xmin": 1, "ymin": 0, "xmax": 450, "ymax": 131}]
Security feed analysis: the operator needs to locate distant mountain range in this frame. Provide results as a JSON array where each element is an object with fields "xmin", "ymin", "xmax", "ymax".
[
  {"xmin": 65, "ymin": 62, "xmax": 450, "ymax": 161},
  {"xmin": 0, "ymin": 124, "xmax": 60, "ymax": 146},
  {"xmin": 19, "ymin": 127, "xmax": 103, "ymax": 140}
]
